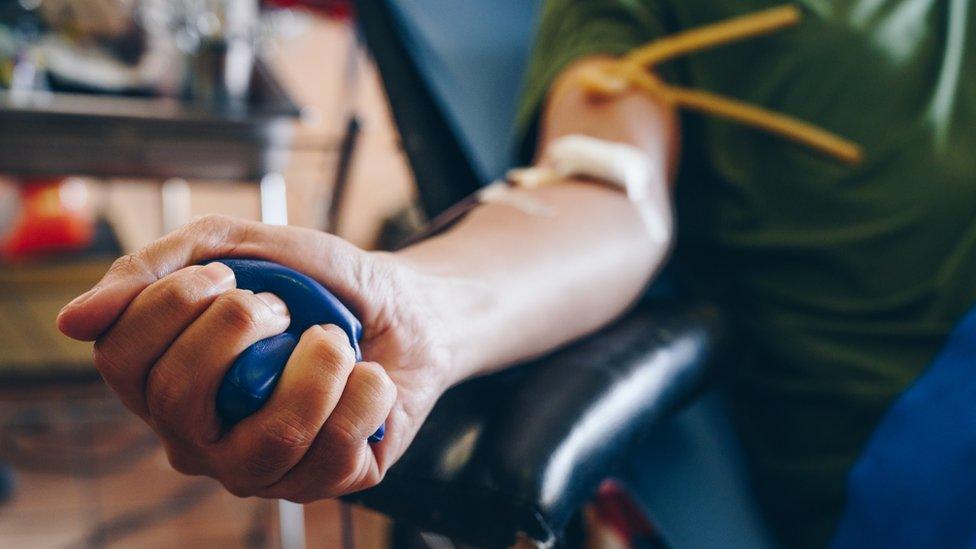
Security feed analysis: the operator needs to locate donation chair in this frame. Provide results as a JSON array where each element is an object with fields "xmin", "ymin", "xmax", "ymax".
[{"xmin": 343, "ymin": 1, "xmax": 776, "ymax": 547}]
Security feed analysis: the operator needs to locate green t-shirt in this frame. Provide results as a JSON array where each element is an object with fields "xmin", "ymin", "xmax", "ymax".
[{"xmin": 518, "ymin": 1, "xmax": 975, "ymax": 546}]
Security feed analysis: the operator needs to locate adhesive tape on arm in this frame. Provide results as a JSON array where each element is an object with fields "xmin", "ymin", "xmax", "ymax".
[
  {"xmin": 545, "ymin": 134, "xmax": 655, "ymax": 201},
  {"xmin": 545, "ymin": 135, "xmax": 670, "ymax": 243}
]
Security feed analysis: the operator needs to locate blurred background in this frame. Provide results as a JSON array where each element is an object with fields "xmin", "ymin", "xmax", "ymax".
[{"xmin": 0, "ymin": 0, "xmax": 418, "ymax": 546}]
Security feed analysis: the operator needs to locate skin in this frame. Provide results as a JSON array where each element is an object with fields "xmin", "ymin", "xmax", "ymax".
[{"xmin": 57, "ymin": 58, "xmax": 679, "ymax": 502}]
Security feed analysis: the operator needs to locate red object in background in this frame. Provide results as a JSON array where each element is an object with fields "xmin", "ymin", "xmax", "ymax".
[
  {"xmin": 591, "ymin": 480, "xmax": 661, "ymax": 547},
  {"xmin": 1, "ymin": 178, "xmax": 94, "ymax": 260},
  {"xmin": 263, "ymin": 0, "xmax": 352, "ymax": 19}
]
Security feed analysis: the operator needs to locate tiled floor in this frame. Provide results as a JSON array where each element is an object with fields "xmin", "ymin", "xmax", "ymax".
[{"xmin": 0, "ymin": 382, "xmax": 390, "ymax": 548}]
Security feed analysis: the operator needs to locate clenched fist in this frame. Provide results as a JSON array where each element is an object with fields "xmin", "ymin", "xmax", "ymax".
[{"xmin": 58, "ymin": 215, "xmax": 457, "ymax": 502}]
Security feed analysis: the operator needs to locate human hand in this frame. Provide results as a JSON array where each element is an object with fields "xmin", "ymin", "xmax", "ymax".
[{"xmin": 57, "ymin": 215, "xmax": 455, "ymax": 501}]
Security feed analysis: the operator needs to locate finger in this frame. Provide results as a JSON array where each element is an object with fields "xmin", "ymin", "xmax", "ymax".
[
  {"xmin": 58, "ymin": 215, "xmax": 253, "ymax": 341},
  {"xmin": 57, "ymin": 215, "xmax": 369, "ymax": 342},
  {"xmin": 146, "ymin": 290, "xmax": 290, "ymax": 448},
  {"xmin": 213, "ymin": 324, "xmax": 357, "ymax": 495},
  {"xmin": 259, "ymin": 360, "xmax": 396, "ymax": 502},
  {"xmin": 91, "ymin": 263, "xmax": 236, "ymax": 418}
]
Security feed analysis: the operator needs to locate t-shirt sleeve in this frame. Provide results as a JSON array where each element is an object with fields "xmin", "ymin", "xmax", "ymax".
[{"xmin": 514, "ymin": 0, "xmax": 672, "ymax": 160}]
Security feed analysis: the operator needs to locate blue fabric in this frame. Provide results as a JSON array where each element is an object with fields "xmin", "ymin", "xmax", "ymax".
[{"xmin": 833, "ymin": 306, "xmax": 976, "ymax": 548}]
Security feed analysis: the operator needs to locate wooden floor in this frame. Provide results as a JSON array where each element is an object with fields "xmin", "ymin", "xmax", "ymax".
[{"xmin": 0, "ymin": 381, "xmax": 391, "ymax": 549}]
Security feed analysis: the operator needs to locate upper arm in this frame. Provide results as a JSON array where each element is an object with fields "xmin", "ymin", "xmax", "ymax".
[
  {"xmin": 538, "ymin": 58, "xmax": 680, "ymax": 184},
  {"xmin": 516, "ymin": 1, "xmax": 680, "ymax": 183}
]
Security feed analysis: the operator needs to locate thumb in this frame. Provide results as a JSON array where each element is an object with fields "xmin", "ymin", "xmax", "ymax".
[
  {"xmin": 57, "ymin": 214, "xmax": 259, "ymax": 342},
  {"xmin": 57, "ymin": 214, "xmax": 369, "ymax": 342},
  {"xmin": 57, "ymin": 255, "xmax": 165, "ymax": 341}
]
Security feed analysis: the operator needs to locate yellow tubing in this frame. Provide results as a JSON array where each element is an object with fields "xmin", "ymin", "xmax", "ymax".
[
  {"xmin": 576, "ymin": 4, "xmax": 864, "ymax": 165},
  {"xmin": 625, "ymin": 5, "xmax": 801, "ymax": 67}
]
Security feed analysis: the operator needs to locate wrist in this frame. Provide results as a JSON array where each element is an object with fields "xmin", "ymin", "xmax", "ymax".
[{"xmin": 376, "ymin": 249, "xmax": 494, "ymax": 388}]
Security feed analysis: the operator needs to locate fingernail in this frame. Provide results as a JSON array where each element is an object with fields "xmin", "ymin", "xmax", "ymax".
[
  {"xmin": 199, "ymin": 262, "xmax": 236, "ymax": 292},
  {"xmin": 256, "ymin": 292, "xmax": 289, "ymax": 317},
  {"xmin": 321, "ymin": 324, "xmax": 346, "ymax": 337}
]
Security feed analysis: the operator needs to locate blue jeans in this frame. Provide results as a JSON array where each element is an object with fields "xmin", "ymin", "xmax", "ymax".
[{"xmin": 833, "ymin": 306, "xmax": 976, "ymax": 548}]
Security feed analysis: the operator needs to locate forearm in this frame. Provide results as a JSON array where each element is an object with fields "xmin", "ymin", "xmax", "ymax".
[
  {"xmin": 395, "ymin": 58, "xmax": 679, "ymax": 384},
  {"xmin": 52, "ymin": 57, "xmax": 675, "ymax": 487}
]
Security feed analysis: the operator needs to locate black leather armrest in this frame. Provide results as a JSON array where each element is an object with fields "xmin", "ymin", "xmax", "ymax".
[{"xmin": 345, "ymin": 301, "xmax": 725, "ymax": 547}]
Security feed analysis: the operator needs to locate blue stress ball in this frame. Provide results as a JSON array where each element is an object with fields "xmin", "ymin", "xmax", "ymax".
[{"xmin": 211, "ymin": 259, "xmax": 384, "ymax": 443}]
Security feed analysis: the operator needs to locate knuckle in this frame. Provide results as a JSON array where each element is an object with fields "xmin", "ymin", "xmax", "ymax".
[
  {"xmin": 238, "ymin": 415, "xmax": 315, "ymax": 482},
  {"xmin": 261, "ymin": 411, "xmax": 318, "ymax": 453},
  {"xmin": 91, "ymin": 338, "xmax": 126, "ymax": 379},
  {"xmin": 321, "ymin": 417, "xmax": 363, "ymax": 449},
  {"xmin": 241, "ymin": 452, "xmax": 291, "ymax": 483},
  {"xmin": 188, "ymin": 214, "xmax": 234, "ymax": 235},
  {"xmin": 361, "ymin": 362, "xmax": 397, "ymax": 401},
  {"xmin": 145, "ymin": 365, "xmax": 189, "ymax": 421},
  {"xmin": 109, "ymin": 253, "xmax": 151, "ymax": 279},
  {"xmin": 213, "ymin": 290, "xmax": 263, "ymax": 334},
  {"xmin": 185, "ymin": 214, "xmax": 247, "ymax": 254},
  {"xmin": 153, "ymin": 278, "xmax": 200, "ymax": 312},
  {"xmin": 306, "ymin": 328, "xmax": 356, "ymax": 371}
]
